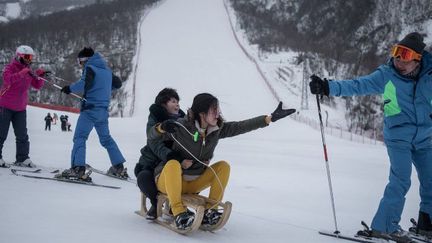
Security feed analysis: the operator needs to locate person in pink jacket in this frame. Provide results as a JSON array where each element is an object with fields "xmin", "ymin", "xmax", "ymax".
[{"xmin": 0, "ymin": 45, "xmax": 46, "ymax": 168}]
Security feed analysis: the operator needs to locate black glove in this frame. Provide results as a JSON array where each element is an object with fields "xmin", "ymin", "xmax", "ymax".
[
  {"xmin": 309, "ymin": 75, "xmax": 329, "ymax": 96},
  {"xmin": 160, "ymin": 119, "xmax": 177, "ymax": 133},
  {"xmin": 270, "ymin": 101, "xmax": 296, "ymax": 122},
  {"xmin": 166, "ymin": 151, "xmax": 184, "ymax": 163},
  {"xmin": 61, "ymin": 85, "xmax": 71, "ymax": 94}
]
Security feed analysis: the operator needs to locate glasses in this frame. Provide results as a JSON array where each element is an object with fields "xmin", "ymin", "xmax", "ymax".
[
  {"xmin": 77, "ymin": 57, "xmax": 89, "ymax": 65},
  {"xmin": 391, "ymin": 45, "xmax": 422, "ymax": 62}
]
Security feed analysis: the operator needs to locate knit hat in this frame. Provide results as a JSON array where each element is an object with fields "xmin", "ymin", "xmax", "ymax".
[
  {"xmin": 78, "ymin": 47, "xmax": 94, "ymax": 58},
  {"xmin": 155, "ymin": 88, "xmax": 180, "ymax": 105},
  {"xmin": 191, "ymin": 93, "xmax": 218, "ymax": 116},
  {"xmin": 398, "ymin": 32, "xmax": 426, "ymax": 54}
]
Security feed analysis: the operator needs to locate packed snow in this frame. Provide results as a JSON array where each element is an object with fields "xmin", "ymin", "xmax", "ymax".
[{"xmin": 0, "ymin": 0, "xmax": 421, "ymax": 242}]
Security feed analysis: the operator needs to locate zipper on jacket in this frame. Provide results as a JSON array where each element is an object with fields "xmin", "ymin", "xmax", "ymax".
[{"xmin": 198, "ymin": 132, "xmax": 205, "ymax": 158}]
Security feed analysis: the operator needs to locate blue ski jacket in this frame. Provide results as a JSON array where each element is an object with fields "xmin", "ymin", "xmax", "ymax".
[
  {"xmin": 329, "ymin": 51, "xmax": 432, "ymax": 148},
  {"xmin": 70, "ymin": 53, "xmax": 115, "ymax": 109}
]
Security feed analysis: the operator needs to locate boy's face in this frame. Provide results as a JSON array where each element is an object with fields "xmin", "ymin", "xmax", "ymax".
[
  {"xmin": 163, "ymin": 98, "xmax": 179, "ymax": 115},
  {"xmin": 393, "ymin": 58, "xmax": 420, "ymax": 76}
]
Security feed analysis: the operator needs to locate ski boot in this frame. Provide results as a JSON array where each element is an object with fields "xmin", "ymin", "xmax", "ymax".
[
  {"xmin": 410, "ymin": 211, "xmax": 432, "ymax": 238},
  {"xmin": 371, "ymin": 229, "xmax": 416, "ymax": 242},
  {"xmin": 0, "ymin": 158, "xmax": 10, "ymax": 168},
  {"xmin": 202, "ymin": 209, "xmax": 223, "ymax": 226},
  {"xmin": 56, "ymin": 166, "xmax": 92, "ymax": 182},
  {"xmin": 357, "ymin": 221, "xmax": 415, "ymax": 243},
  {"xmin": 146, "ymin": 205, "xmax": 157, "ymax": 220},
  {"xmin": 13, "ymin": 158, "xmax": 36, "ymax": 168},
  {"xmin": 174, "ymin": 211, "xmax": 195, "ymax": 230},
  {"xmin": 107, "ymin": 163, "xmax": 129, "ymax": 179}
]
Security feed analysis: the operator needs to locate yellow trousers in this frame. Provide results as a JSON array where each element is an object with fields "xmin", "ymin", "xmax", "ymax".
[{"xmin": 156, "ymin": 159, "xmax": 230, "ymax": 216}]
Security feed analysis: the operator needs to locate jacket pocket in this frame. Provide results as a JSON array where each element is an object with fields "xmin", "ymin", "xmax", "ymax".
[{"xmin": 384, "ymin": 114, "xmax": 410, "ymax": 129}]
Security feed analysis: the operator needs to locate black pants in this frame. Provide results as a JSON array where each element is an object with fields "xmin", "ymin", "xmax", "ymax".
[
  {"xmin": 0, "ymin": 108, "xmax": 29, "ymax": 162},
  {"xmin": 45, "ymin": 122, "xmax": 51, "ymax": 131},
  {"xmin": 137, "ymin": 169, "xmax": 158, "ymax": 207},
  {"xmin": 61, "ymin": 121, "xmax": 67, "ymax": 131}
]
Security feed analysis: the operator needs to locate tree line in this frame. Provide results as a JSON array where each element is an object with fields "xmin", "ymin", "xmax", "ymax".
[{"xmin": 0, "ymin": 0, "xmax": 159, "ymax": 115}]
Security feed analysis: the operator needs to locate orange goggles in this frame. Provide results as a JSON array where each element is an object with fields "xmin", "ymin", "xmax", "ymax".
[
  {"xmin": 391, "ymin": 45, "xmax": 422, "ymax": 62},
  {"xmin": 18, "ymin": 53, "xmax": 33, "ymax": 62}
]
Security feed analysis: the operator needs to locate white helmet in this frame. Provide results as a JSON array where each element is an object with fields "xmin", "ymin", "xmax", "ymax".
[
  {"xmin": 16, "ymin": 45, "xmax": 35, "ymax": 64},
  {"xmin": 16, "ymin": 45, "xmax": 35, "ymax": 56}
]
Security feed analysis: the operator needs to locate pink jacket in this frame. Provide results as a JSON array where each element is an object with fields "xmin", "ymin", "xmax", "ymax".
[{"xmin": 0, "ymin": 58, "xmax": 44, "ymax": 111}]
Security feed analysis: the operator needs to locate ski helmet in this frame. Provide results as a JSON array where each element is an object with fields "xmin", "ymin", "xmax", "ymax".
[{"xmin": 16, "ymin": 45, "xmax": 35, "ymax": 64}]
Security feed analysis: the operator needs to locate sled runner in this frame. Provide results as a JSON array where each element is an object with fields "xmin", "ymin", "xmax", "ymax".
[{"xmin": 135, "ymin": 193, "xmax": 232, "ymax": 234}]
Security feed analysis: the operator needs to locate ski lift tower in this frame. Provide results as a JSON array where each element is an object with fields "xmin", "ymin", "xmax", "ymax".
[{"xmin": 300, "ymin": 58, "xmax": 309, "ymax": 110}]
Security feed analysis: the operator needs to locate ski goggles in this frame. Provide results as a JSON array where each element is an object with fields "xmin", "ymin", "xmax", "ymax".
[
  {"xmin": 18, "ymin": 53, "xmax": 33, "ymax": 62},
  {"xmin": 77, "ymin": 57, "xmax": 89, "ymax": 65},
  {"xmin": 391, "ymin": 45, "xmax": 422, "ymax": 62}
]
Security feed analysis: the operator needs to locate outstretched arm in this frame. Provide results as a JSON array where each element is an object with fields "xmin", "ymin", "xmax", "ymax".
[
  {"xmin": 329, "ymin": 70, "xmax": 386, "ymax": 96},
  {"xmin": 220, "ymin": 102, "xmax": 296, "ymax": 138}
]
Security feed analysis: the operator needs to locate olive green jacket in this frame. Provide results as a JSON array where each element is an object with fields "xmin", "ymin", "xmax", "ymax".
[{"xmin": 148, "ymin": 115, "xmax": 269, "ymax": 180}]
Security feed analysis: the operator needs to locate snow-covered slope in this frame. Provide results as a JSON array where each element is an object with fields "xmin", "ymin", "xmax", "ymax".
[{"xmin": 0, "ymin": 0, "xmax": 421, "ymax": 242}]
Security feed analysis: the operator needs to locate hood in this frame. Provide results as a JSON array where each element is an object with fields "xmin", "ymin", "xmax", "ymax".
[
  {"xmin": 149, "ymin": 103, "xmax": 186, "ymax": 122},
  {"xmin": 85, "ymin": 52, "xmax": 108, "ymax": 70}
]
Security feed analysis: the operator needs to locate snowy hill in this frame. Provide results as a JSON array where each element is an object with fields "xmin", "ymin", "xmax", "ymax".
[{"xmin": 0, "ymin": 0, "xmax": 421, "ymax": 242}]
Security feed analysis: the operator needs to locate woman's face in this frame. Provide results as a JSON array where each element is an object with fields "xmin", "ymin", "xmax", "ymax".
[
  {"xmin": 163, "ymin": 98, "xmax": 179, "ymax": 115},
  {"xmin": 393, "ymin": 58, "xmax": 420, "ymax": 76},
  {"xmin": 202, "ymin": 105, "xmax": 220, "ymax": 127}
]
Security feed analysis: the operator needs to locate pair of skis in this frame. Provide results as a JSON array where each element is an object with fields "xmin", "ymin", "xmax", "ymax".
[
  {"xmin": 314, "ymin": 96, "xmax": 430, "ymax": 243},
  {"xmin": 8, "ymin": 163, "xmax": 132, "ymax": 189},
  {"xmin": 85, "ymin": 164, "xmax": 136, "ymax": 184},
  {"xmin": 320, "ymin": 220, "xmax": 431, "ymax": 243}
]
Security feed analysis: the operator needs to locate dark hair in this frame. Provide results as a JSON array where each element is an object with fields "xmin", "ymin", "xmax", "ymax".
[
  {"xmin": 78, "ymin": 47, "xmax": 94, "ymax": 58},
  {"xmin": 155, "ymin": 88, "xmax": 180, "ymax": 105},
  {"xmin": 190, "ymin": 93, "xmax": 218, "ymax": 121}
]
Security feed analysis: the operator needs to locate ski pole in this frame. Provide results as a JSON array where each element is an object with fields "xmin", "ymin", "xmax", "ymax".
[
  {"xmin": 316, "ymin": 94, "xmax": 339, "ymax": 234},
  {"xmin": 48, "ymin": 74, "xmax": 68, "ymax": 83},
  {"xmin": 35, "ymin": 74, "xmax": 86, "ymax": 101}
]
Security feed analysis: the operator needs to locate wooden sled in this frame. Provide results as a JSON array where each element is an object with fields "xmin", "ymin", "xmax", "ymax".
[{"xmin": 135, "ymin": 193, "xmax": 232, "ymax": 234}]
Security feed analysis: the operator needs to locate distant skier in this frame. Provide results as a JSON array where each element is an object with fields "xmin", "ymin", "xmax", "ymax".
[
  {"xmin": 60, "ymin": 115, "xmax": 67, "ymax": 131},
  {"xmin": 148, "ymin": 93, "xmax": 295, "ymax": 230},
  {"xmin": 134, "ymin": 88, "xmax": 185, "ymax": 220},
  {"xmin": 57, "ymin": 47, "xmax": 126, "ymax": 181},
  {"xmin": 44, "ymin": 113, "xmax": 53, "ymax": 131},
  {"xmin": 310, "ymin": 32, "xmax": 432, "ymax": 241},
  {"xmin": 0, "ymin": 45, "xmax": 46, "ymax": 168},
  {"xmin": 52, "ymin": 112, "xmax": 58, "ymax": 125},
  {"xmin": 67, "ymin": 121, "xmax": 72, "ymax": 132}
]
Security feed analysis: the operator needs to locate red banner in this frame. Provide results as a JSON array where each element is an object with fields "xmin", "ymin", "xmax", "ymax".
[{"xmin": 28, "ymin": 102, "xmax": 80, "ymax": 114}]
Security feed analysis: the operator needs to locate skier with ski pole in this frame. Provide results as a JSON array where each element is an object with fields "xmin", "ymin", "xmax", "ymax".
[
  {"xmin": 310, "ymin": 32, "xmax": 431, "ymax": 243},
  {"xmin": 147, "ymin": 93, "xmax": 296, "ymax": 231},
  {"xmin": 0, "ymin": 45, "xmax": 46, "ymax": 168},
  {"xmin": 56, "ymin": 47, "xmax": 127, "ymax": 182}
]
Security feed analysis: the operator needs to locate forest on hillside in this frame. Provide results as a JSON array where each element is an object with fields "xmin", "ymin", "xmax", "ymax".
[
  {"xmin": 0, "ymin": 0, "xmax": 159, "ymax": 116},
  {"xmin": 228, "ymin": 0, "xmax": 432, "ymax": 136}
]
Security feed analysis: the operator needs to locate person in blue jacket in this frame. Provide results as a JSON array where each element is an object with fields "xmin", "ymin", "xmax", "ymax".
[
  {"xmin": 310, "ymin": 32, "xmax": 432, "ymax": 241},
  {"xmin": 57, "ymin": 47, "xmax": 127, "ymax": 181}
]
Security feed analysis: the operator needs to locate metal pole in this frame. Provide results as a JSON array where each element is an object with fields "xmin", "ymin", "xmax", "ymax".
[
  {"xmin": 37, "ymin": 74, "xmax": 85, "ymax": 101},
  {"xmin": 316, "ymin": 94, "xmax": 339, "ymax": 234}
]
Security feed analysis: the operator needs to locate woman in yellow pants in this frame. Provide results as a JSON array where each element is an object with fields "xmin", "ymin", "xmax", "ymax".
[{"xmin": 148, "ymin": 93, "xmax": 295, "ymax": 230}]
